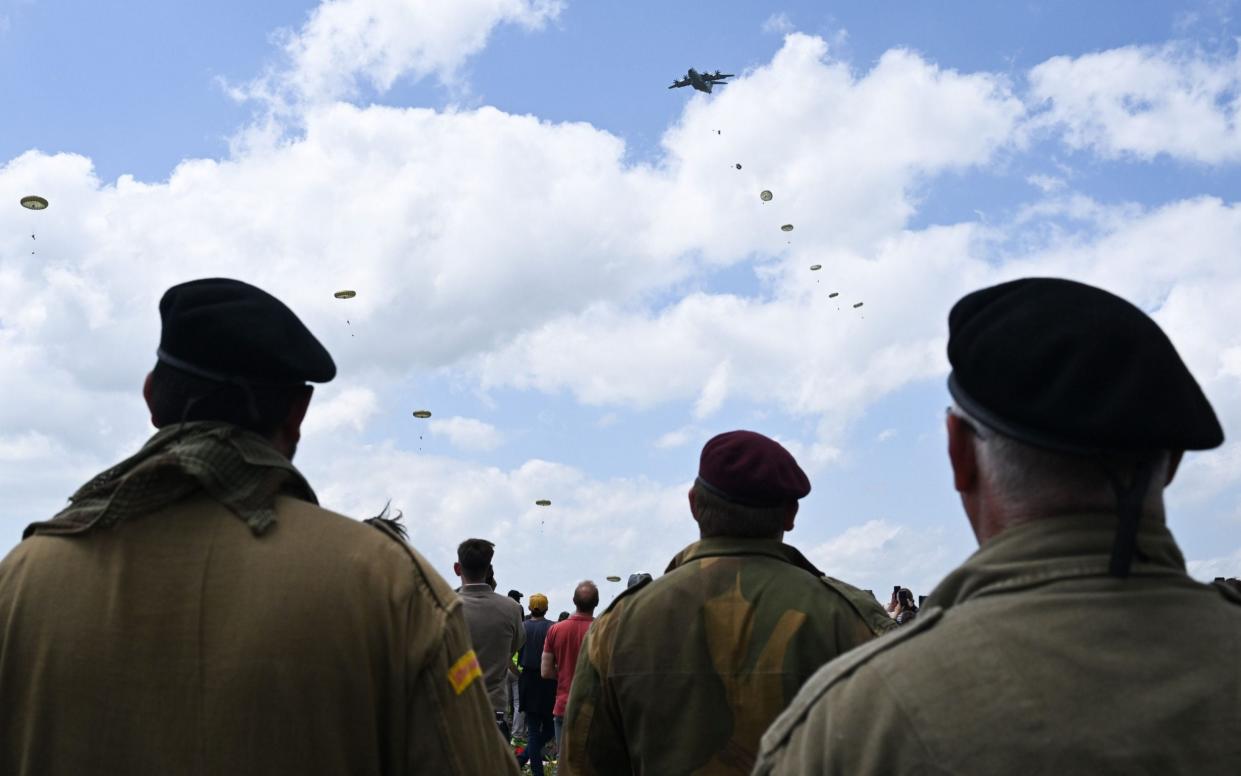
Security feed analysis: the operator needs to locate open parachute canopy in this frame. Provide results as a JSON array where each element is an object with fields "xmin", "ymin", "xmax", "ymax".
[
  {"xmin": 760, "ymin": 190, "xmax": 773, "ymax": 202},
  {"xmin": 412, "ymin": 410, "xmax": 432, "ymax": 419},
  {"xmin": 810, "ymin": 264, "xmax": 822, "ymax": 271},
  {"xmin": 853, "ymin": 302, "xmax": 864, "ymax": 308},
  {"xmin": 535, "ymin": 499, "xmax": 552, "ymax": 507},
  {"xmin": 781, "ymin": 224, "xmax": 794, "ymax": 232},
  {"xmin": 334, "ymin": 290, "xmax": 356, "ymax": 299},
  {"xmin": 606, "ymin": 575, "xmax": 622, "ymax": 582},
  {"xmin": 829, "ymin": 292, "xmax": 840, "ymax": 298},
  {"xmin": 20, "ymin": 195, "xmax": 48, "ymax": 210}
]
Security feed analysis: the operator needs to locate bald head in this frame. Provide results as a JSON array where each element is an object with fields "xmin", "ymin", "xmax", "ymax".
[{"xmin": 573, "ymin": 580, "xmax": 599, "ymax": 614}]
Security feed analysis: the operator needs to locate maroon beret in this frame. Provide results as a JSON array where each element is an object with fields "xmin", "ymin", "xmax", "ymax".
[{"xmin": 696, "ymin": 430, "xmax": 810, "ymax": 507}]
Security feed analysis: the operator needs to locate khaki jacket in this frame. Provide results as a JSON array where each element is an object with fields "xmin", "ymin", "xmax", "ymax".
[
  {"xmin": 0, "ymin": 494, "xmax": 520, "ymax": 776},
  {"xmin": 754, "ymin": 514, "xmax": 1241, "ymax": 776},
  {"xmin": 563, "ymin": 537, "xmax": 894, "ymax": 775}
]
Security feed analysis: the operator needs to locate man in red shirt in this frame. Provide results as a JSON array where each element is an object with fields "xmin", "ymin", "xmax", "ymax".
[{"xmin": 542, "ymin": 580, "xmax": 598, "ymax": 753}]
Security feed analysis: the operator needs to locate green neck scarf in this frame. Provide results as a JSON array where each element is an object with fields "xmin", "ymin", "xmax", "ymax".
[{"xmin": 24, "ymin": 421, "xmax": 317, "ymax": 540}]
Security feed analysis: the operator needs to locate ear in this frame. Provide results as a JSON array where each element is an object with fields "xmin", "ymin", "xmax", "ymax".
[
  {"xmin": 946, "ymin": 413, "xmax": 978, "ymax": 494},
  {"xmin": 688, "ymin": 487, "xmax": 700, "ymax": 525},
  {"xmin": 1164, "ymin": 450, "xmax": 1184, "ymax": 487},
  {"xmin": 277, "ymin": 385, "xmax": 313, "ymax": 449},
  {"xmin": 453, "ymin": 562, "xmax": 463, "ymax": 578},
  {"xmin": 143, "ymin": 371, "xmax": 158, "ymax": 427},
  {"xmin": 782, "ymin": 501, "xmax": 799, "ymax": 533}
]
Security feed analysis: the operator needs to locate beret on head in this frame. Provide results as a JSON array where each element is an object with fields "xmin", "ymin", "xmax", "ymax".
[
  {"xmin": 157, "ymin": 278, "xmax": 335, "ymax": 385},
  {"xmin": 948, "ymin": 277, "xmax": 1222, "ymax": 454},
  {"xmin": 696, "ymin": 430, "xmax": 810, "ymax": 507}
]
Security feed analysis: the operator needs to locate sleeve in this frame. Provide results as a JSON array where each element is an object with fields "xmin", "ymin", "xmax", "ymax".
[
  {"xmin": 562, "ymin": 613, "xmax": 632, "ymax": 776},
  {"xmin": 405, "ymin": 588, "xmax": 521, "ymax": 775},
  {"xmin": 512, "ymin": 605, "xmax": 526, "ymax": 657}
]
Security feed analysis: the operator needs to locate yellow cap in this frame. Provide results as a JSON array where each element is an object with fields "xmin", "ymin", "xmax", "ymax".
[{"xmin": 529, "ymin": 593, "xmax": 549, "ymax": 611}]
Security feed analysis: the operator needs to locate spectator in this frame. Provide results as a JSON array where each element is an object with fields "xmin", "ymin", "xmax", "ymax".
[
  {"xmin": 563, "ymin": 431, "xmax": 894, "ymax": 775},
  {"xmin": 456, "ymin": 539, "xmax": 525, "ymax": 740},
  {"xmin": 506, "ymin": 589, "xmax": 526, "ymax": 739},
  {"xmin": 543, "ymin": 580, "xmax": 599, "ymax": 753},
  {"xmin": 0, "ymin": 279, "xmax": 518, "ymax": 775},
  {"xmin": 557, "ymin": 611, "xmax": 570, "ymax": 622},
  {"xmin": 754, "ymin": 278, "xmax": 1241, "ymax": 774},
  {"xmin": 894, "ymin": 588, "xmax": 918, "ymax": 625},
  {"xmin": 517, "ymin": 594, "xmax": 558, "ymax": 776}
]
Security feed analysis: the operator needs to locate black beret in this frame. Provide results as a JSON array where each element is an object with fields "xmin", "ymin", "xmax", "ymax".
[
  {"xmin": 157, "ymin": 278, "xmax": 335, "ymax": 385},
  {"xmin": 948, "ymin": 277, "xmax": 1222, "ymax": 454},
  {"xmin": 697, "ymin": 430, "xmax": 810, "ymax": 507}
]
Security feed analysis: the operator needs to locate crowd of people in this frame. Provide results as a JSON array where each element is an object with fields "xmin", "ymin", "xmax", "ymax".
[{"xmin": 1, "ymin": 275, "xmax": 1239, "ymax": 775}]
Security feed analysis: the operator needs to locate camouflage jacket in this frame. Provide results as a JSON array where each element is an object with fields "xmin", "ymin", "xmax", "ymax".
[
  {"xmin": 562, "ymin": 536, "xmax": 894, "ymax": 775},
  {"xmin": 753, "ymin": 515, "xmax": 1241, "ymax": 776}
]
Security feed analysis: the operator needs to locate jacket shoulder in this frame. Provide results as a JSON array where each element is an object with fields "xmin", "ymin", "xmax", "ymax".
[
  {"xmin": 761, "ymin": 605, "xmax": 943, "ymax": 754},
  {"xmin": 819, "ymin": 575, "xmax": 899, "ymax": 635}
]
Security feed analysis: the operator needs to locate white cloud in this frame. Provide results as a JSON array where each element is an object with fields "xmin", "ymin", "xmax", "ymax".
[
  {"xmin": 1026, "ymin": 173, "xmax": 1065, "ymax": 192},
  {"xmin": 876, "ymin": 428, "xmax": 897, "ymax": 443},
  {"xmin": 1187, "ymin": 546, "xmax": 1241, "ymax": 580},
  {"xmin": 808, "ymin": 518, "xmax": 966, "ymax": 597},
  {"xmin": 1029, "ymin": 43, "xmax": 1241, "ymax": 162},
  {"xmin": 762, "ymin": 13, "xmax": 794, "ymax": 35},
  {"xmin": 654, "ymin": 426, "xmax": 695, "ymax": 449},
  {"xmin": 300, "ymin": 385, "xmax": 379, "ymax": 436},
  {"xmin": 428, "ymin": 415, "xmax": 504, "ymax": 452},
  {"xmin": 693, "ymin": 360, "xmax": 731, "ymax": 419},
  {"xmin": 238, "ymin": 0, "xmax": 564, "ymax": 106}
]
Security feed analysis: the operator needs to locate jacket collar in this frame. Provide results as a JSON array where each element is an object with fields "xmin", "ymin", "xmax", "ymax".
[
  {"xmin": 927, "ymin": 513, "xmax": 1189, "ymax": 609},
  {"xmin": 665, "ymin": 536, "xmax": 824, "ymax": 577}
]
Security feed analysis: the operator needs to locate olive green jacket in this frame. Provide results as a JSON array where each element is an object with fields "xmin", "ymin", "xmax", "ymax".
[
  {"xmin": 562, "ymin": 536, "xmax": 894, "ymax": 775},
  {"xmin": 754, "ymin": 514, "xmax": 1241, "ymax": 776},
  {"xmin": 0, "ymin": 492, "xmax": 520, "ymax": 776}
]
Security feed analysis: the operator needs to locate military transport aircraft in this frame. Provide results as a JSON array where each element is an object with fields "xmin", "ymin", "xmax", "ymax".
[{"xmin": 668, "ymin": 68, "xmax": 734, "ymax": 93}]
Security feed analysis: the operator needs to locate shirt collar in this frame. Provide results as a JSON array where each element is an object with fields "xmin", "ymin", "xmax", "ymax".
[
  {"xmin": 459, "ymin": 583, "xmax": 493, "ymax": 594},
  {"xmin": 926, "ymin": 512, "xmax": 1188, "ymax": 609}
]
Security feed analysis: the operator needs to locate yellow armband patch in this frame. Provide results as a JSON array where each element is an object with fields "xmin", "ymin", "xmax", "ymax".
[{"xmin": 448, "ymin": 650, "xmax": 483, "ymax": 695}]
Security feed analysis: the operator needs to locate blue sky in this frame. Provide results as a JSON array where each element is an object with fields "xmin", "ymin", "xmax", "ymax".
[{"xmin": 4, "ymin": 0, "xmax": 1241, "ymax": 612}]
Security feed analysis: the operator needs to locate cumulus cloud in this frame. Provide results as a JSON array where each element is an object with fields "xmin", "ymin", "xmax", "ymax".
[
  {"xmin": 1029, "ymin": 43, "xmax": 1241, "ymax": 162},
  {"xmin": 809, "ymin": 518, "xmax": 967, "ymax": 597},
  {"xmin": 237, "ymin": 0, "xmax": 564, "ymax": 106},
  {"xmin": 428, "ymin": 415, "xmax": 504, "ymax": 452}
]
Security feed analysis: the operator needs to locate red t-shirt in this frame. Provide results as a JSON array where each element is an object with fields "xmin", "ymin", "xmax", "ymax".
[{"xmin": 543, "ymin": 613, "xmax": 594, "ymax": 716}]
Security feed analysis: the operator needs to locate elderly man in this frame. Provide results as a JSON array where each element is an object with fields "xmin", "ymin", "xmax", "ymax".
[
  {"xmin": 0, "ymin": 278, "xmax": 518, "ymax": 775},
  {"xmin": 755, "ymin": 278, "xmax": 1241, "ymax": 774},
  {"xmin": 543, "ymin": 579, "xmax": 600, "ymax": 754},
  {"xmin": 562, "ymin": 430, "xmax": 893, "ymax": 775}
]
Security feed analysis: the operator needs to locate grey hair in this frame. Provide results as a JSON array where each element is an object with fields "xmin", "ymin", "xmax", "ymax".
[{"xmin": 950, "ymin": 404, "xmax": 1171, "ymax": 517}]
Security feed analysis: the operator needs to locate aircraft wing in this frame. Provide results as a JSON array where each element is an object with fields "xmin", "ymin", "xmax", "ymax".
[
  {"xmin": 709, "ymin": 73, "xmax": 735, "ymax": 81},
  {"xmin": 668, "ymin": 78, "xmax": 691, "ymax": 89}
]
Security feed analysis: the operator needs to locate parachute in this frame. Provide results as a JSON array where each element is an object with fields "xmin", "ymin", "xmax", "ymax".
[
  {"xmin": 781, "ymin": 224, "xmax": 794, "ymax": 232},
  {"xmin": 809, "ymin": 264, "xmax": 821, "ymax": 271},
  {"xmin": 853, "ymin": 302, "xmax": 864, "ymax": 308},
  {"xmin": 828, "ymin": 292, "xmax": 839, "ymax": 298},
  {"xmin": 20, "ymin": 196, "xmax": 48, "ymax": 211},
  {"xmin": 334, "ymin": 290, "xmax": 356, "ymax": 299},
  {"xmin": 412, "ymin": 410, "xmax": 432, "ymax": 419},
  {"xmin": 760, "ymin": 190, "xmax": 773, "ymax": 202},
  {"xmin": 735, "ymin": 163, "xmax": 742, "ymax": 170},
  {"xmin": 606, "ymin": 576, "xmax": 622, "ymax": 583},
  {"xmin": 535, "ymin": 499, "xmax": 552, "ymax": 507}
]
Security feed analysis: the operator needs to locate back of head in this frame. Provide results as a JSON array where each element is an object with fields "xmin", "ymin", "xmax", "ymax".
[
  {"xmin": 529, "ymin": 592, "xmax": 549, "ymax": 617},
  {"xmin": 947, "ymin": 277, "xmax": 1224, "ymax": 576},
  {"xmin": 148, "ymin": 278, "xmax": 335, "ymax": 435},
  {"xmin": 693, "ymin": 430, "xmax": 810, "ymax": 539},
  {"xmin": 457, "ymin": 538, "xmax": 495, "ymax": 582},
  {"xmin": 572, "ymin": 580, "xmax": 599, "ymax": 613}
]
